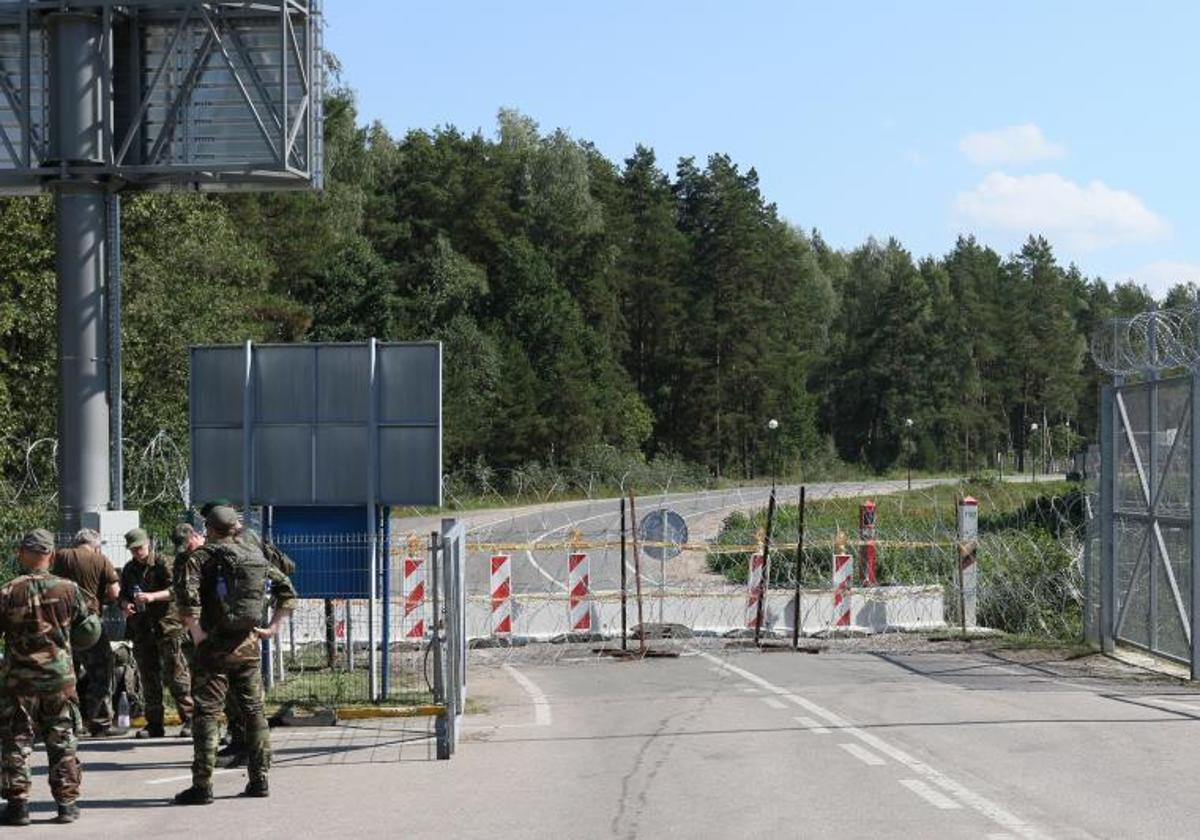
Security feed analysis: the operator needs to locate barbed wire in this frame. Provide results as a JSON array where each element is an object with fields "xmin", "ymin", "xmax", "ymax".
[
  {"xmin": 0, "ymin": 431, "xmax": 189, "ymax": 510},
  {"xmin": 1091, "ymin": 305, "xmax": 1200, "ymax": 376}
]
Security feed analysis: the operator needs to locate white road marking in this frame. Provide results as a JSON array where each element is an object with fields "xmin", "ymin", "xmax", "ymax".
[
  {"xmin": 900, "ymin": 778, "xmax": 961, "ymax": 810},
  {"xmin": 740, "ymin": 686, "xmax": 760, "ymax": 693},
  {"xmin": 503, "ymin": 664, "xmax": 552, "ymax": 727},
  {"xmin": 700, "ymin": 653, "xmax": 1052, "ymax": 840},
  {"xmin": 793, "ymin": 715, "xmax": 829, "ymax": 734},
  {"xmin": 1140, "ymin": 695, "xmax": 1200, "ymax": 715},
  {"xmin": 840, "ymin": 742, "xmax": 886, "ymax": 766},
  {"xmin": 147, "ymin": 769, "xmax": 238, "ymax": 786},
  {"xmin": 760, "ymin": 697, "xmax": 787, "ymax": 710}
]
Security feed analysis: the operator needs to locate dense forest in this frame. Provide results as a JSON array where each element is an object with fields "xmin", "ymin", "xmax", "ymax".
[{"xmin": 0, "ymin": 78, "xmax": 1189, "ymax": 496}]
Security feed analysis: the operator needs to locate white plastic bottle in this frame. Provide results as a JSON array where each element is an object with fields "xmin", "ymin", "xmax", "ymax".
[{"xmin": 116, "ymin": 691, "xmax": 131, "ymax": 730}]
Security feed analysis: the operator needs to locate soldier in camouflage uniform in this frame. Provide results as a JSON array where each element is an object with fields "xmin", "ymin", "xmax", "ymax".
[
  {"xmin": 173, "ymin": 506, "xmax": 296, "ymax": 805},
  {"xmin": 52, "ymin": 529, "xmax": 120, "ymax": 737},
  {"xmin": 119, "ymin": 528, "xmax": 194, "ymax": 739},
  {"xmin": 0, "ymin": 530, "xmax": 102, "ymax": 825},
  {"xmin": 219, "ymin": 517, "xmax": 296, "ymax": 768}
]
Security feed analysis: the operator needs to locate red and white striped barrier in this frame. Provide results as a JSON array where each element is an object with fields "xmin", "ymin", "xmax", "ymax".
[
  {"xmin": 402, "ymin": 557, "xmax": 426, "ymax": 639},
  {"xmin": 833, "ymin": 552, "xmax": 853, "ymax": 627},
  {"xmin": 490, "ymin": 554, "xmax": 513, "ymax": 636},
  {"xmin": 568, "ymin": 552, "xmax": 592, "ymax": 632},
  {"xmin": 745, "ymin": 553, "xmax": 766, "ymax": 629}
]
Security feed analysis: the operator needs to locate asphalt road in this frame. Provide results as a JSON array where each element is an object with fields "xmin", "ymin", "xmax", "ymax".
[
  {"xmin": 394, "ymin": 479, "xmax": 955, "ymax": 596},
  {"xmin": 61, "ymin": 643, "xmax": 1200, "ymax": 838}
]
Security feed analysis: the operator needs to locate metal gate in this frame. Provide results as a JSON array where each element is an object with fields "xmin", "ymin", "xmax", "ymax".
[{"xmin": 1100, "ymin": 375, "xmax": 1199, "ymax": 674}]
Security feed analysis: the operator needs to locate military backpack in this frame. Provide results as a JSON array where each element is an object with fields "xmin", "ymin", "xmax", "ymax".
[{"xmin": 207, "ymin": 542, "xmax": 268, "ymax": 634}]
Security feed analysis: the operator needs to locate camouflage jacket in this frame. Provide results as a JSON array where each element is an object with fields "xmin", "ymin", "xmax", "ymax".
[
  {"xmin": 174, "ymin": 536, "xmax": 297, "ymax": 661},
  {"xmin": 0, "ymin": 571, "xmax": 100, "ymax": 695},
  {"xmin": 120, "ymin": 553, "xmax": 184, "ymax": 640},
  {"xmin": 240, "ymin": 529, "xmax": 296, "ymax": 576}
]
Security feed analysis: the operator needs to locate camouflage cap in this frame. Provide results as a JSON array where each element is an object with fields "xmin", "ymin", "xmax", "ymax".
[
  {"xmin": 19, "ymin": 528, "xmax": 54, "ymax": 554},
  {"xmin": 200, "ymin": 498, "xmax": 233, "ymax": 518},
  {"xmin": 125, "ymin": 528, "xmax": 150, "ymax": 549},
  {"xmin": 171, "ymin": 522, "xmax": 197, "ymax": 549},
  {"xmin": 205, "ymin": 505, "xmax": 239, "ymax": 532}
]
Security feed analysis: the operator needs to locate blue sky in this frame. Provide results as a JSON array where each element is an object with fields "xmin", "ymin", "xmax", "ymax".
[{"xmin": 324, "ymin": 1, "xmax": 1199, "ymax": 296}]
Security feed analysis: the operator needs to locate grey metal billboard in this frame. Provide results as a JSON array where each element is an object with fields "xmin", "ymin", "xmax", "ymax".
[
  {"xmin": 190, "ymin": 341, "xmax": 443, "ymax": 508},
  {"xmin": 0, "ymin": 0, "xmax": 323, "ymax": 194}
]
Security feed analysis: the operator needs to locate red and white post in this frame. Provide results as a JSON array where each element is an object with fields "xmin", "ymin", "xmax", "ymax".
[
  {"xmin": 832, "ymin": 549, "xmax": 853, "ymax": 628},
  {"xmin": 745, "ymin": 553, "xmax": 767, "ymax": 629},
  {"xmin": 490, "ymin": 554, "xmax": 513, "ymax": 636},
  {"xmin": 859, "ymin": 500, "xmax": 878, "ymax": 585},
  {"xmin": 402, "ymin": 556, "xmax": 427, "ymax": 639},
  {"xmin": 957, "ymin": 496, "xmax": 979, "ymax": 628},
  {"xmin": 568, "ymin": 552, "xmax": 593, "ymax": 633}
]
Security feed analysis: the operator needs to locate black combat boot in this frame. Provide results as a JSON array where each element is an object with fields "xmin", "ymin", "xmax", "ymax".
[
  {"xmin": 55, "ymin": 803, "xmax": 80, "ymax": 824},
  {"xmin": 2, "ymin": 800, "xmax": 29, "ymax": 826},
  {"xmin": 240, "ymin": 779, "xmax": 269, "ymax": 798},
  {"xmin": 135, "ymin": 724, "xmax": 166, "ymax": 740},
  {"xmin": 172, "ymin": 786, "xmax": 213, "ymax": 806},
  {"xmin": 178, "ymin": 719, "xmax": 193, "ymax": 738}
]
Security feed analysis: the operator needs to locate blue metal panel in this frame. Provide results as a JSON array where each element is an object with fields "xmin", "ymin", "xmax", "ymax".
[{"xmin": 269, "ymin": 505, "xmax": 371, "ymax": 599}]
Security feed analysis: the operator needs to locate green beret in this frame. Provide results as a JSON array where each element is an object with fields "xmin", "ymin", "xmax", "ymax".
[{"xmin": 200, "ymin": 498, "xmax": 233, "ymax": 518}]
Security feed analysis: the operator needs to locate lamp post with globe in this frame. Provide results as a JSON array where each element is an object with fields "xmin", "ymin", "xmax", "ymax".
[
  {"xmin": 904, "ymin": 418, "xmax": 914, "ymax": 490},
  {"xmin": 1030, "ymin": 422, "xmax": 1039, "ymax": 483}
]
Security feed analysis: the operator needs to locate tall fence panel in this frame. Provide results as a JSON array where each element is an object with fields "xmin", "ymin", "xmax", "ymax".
[{"xmin": 1100, "ymin": 375, "xmax": 1197, "ymax": 673}]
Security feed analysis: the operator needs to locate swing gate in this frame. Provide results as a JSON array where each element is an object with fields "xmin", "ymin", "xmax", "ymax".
[{"xmin": 1099, "ymin": 375, "xmax": 1200, "ymax": 676}]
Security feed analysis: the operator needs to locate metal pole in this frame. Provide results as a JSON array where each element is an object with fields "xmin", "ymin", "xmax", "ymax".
[
  {"xmin": 659, "ymin": 505, "xmax": 667, "ymax": 625},
  {"xmin": 628, "ymin": 490, "xmax": 645, "ymax": 655},
  {"xmin": 381, "ymin": 507, "xmax": 391, "ymax": 700},
  {"xmin": 50, "ymin": 10, "xmax": 110, "ymax": 533},
  {"xmin": 754, "ymin": 489, "xmax": 776, "ymax": 645},
  {"xmin": 430, "ymin": 530, "xmax": 448, "ymax": 759},
  {"xmin": 241, "ymin": 340, "xmax": 253, "ymax": 523},
  {"xmin": 366, "ymin": 338, "xmax": 379, "ymax": 701},
  {"xmin": 107, "ymin": 191, "xmax": 123, "ymax": 510},
  {"xmin": 1148, "ymin": 318, "xmax": 1159, "ymax": 655},
  {"xmin": 620, "ymin": 497, "xmax": 627, "ymax": 651},
  {"xmin": 957, "ymin": 495, "xmax": 966, "ymax": 637},
  {"xmin": 792, "ymin": 486, "xmax": 805, "ymax": 649},
  {"xmin": 1191, "ymin": 371, "xmax": 1200, "ymax": 678}
]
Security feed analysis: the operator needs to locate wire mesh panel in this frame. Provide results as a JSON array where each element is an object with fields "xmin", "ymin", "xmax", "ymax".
[{"xmin": 1110, "ymin": 375, "xmax": 1194, "ymax": 664}]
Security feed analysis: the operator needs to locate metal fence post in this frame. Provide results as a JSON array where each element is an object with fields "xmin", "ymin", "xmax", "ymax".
[
  {"xmin": 381, "ymin": 508, "xmax": 391, "ymax": 701},
  {"xmin": 430, "ymin": 531, "xmax": 449, "ymax": 759},
  {"xmin": 366, "ymin": 339, "xmax": 379, "ymax": 702},
  {"xmin": 1099, "ymin": 384, "xmax": 1115, "ymax": 654},
  {"xmin": 1191, "ymin": 373, "xmax": 1200, "ymax": 679}
]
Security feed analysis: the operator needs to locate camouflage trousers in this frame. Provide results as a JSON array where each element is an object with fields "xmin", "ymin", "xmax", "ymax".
[
  {"xmin": 191, "ymin": 649, "xmax": 270, "ymax": 789},
  {"xmin": 132, "ymin": 633, "xmax": 194, "ymax": 728},
  {"xmin": 75, "ymin": 627, "xmax": 114, "ymax": 733},
  {"xmin": 0, "ymin": 692, "xmax": 81, "ymax": 804}
]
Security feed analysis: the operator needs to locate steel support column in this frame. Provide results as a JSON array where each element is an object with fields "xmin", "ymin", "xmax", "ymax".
[
  {"xmin": 1099, "ymin": 385, "xmax": 1115, "ymax": 653},
  {"xmin": 49, "ymin": 11, "xmax": 109, "ymax": 534}
]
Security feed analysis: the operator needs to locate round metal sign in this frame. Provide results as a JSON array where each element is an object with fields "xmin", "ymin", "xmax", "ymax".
[{"xmin": 639, "ymin": 509, "xmax": 688, "ymax": 561}]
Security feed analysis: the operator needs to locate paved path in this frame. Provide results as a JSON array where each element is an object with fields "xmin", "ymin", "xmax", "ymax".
[
  {"xmin": 395, "ymin": 479, "xmax": 955, "ymax": 596},
  {"xmin": 54, "ymin": 644, "xmax": 1200, "ymax": 838}
]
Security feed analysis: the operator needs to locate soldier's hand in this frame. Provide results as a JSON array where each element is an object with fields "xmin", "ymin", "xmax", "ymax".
[
  {"xmin": 133, "ymin": 591, "xmax": 151, "ymax": 606},
  {"xmin": 253, "ymin": 626, "xmax": 276, "ymax": 640}
]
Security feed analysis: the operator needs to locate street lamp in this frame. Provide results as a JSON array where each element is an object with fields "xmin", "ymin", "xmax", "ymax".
[
  {"xmin": 904, "ymin": 417, "xmax": 914, "ymax": 490},
  {"xmin": 767, "ymin": 418, "xmax": 780, "ymax": 490},
  {"xmin": 1030, "ymin": 422, "xmax": 1039, "ymax": 483}
]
